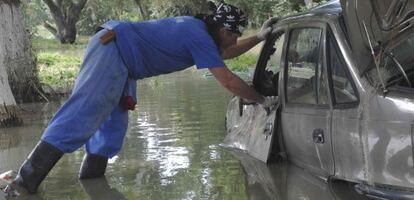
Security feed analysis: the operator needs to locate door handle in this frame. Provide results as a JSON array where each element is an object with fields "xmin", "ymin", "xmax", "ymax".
[
  {"xmin": 312, "ymin": 128, "xmax": 324, "ymax": 144},
  {"xmin": 263, "ymin": 122, "xmax": 273, "ymax": 140}
]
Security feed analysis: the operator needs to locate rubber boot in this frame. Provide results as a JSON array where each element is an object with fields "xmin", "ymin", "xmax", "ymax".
[
  {"xmin": 12, "ymin": 140, "xmax": 64, "ymax": 194},
  {"xmin": 79, "ymin": 154, "xmax": 108, "ymax": 179}
]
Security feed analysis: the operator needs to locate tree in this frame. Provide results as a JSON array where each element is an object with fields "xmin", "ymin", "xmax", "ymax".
[
  {"xmin": 133, "ymin": 0, "xmax": 150, "ymax": 20},
  {"xmin": 43, "ymin": 0, "xmax": 88, "ymax": 44},
  {"xmin": 151, "ymin": 0, "xmax": 210, "ymax": 18},
  {"xmin": 78, "ymin": 0, "xmax": 142, "ymax": 35},
  {"xmin": 0, "ymin": 65, "xmax": 20, "ymax": 127},
  {"xmin": 0, "ymin": 0, "xmax": 23, "ymax": 127},
  {"xmin": 2, "ymin": 0, "xmax": 42, "ymax": 103},
  {"xmin": 21, "ymin": 0, "xmax": 49, "ymax": 35}
]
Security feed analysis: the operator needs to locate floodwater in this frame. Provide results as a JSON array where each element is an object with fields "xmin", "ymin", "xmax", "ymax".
[{"xmin": 0, "ymin": 69, "xmax": 367, "ymax": 200}]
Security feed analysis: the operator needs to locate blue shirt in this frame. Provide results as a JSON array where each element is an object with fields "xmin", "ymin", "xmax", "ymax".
[{"xmin": 103, "ymin": 17, "xmax": 225, "ymax": 80}]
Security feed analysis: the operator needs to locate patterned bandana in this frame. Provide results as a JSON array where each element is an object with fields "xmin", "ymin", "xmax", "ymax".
[{"xmin": 213, "ymin": 3, "xmax": 248, "ymax": 35}]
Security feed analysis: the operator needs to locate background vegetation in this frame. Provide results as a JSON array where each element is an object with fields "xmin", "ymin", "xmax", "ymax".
[
  {"xmin": 22, "ymin": 0, "xmax": 326, "ymax": 89},
  {"xmin": 23, "ymin": 0, "xmax": 325, "ymax": 37}
]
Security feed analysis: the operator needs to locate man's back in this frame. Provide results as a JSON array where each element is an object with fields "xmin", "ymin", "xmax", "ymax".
[{"xmin": 113, "ymin": 16, "xmax": 224, "ymax": 79}]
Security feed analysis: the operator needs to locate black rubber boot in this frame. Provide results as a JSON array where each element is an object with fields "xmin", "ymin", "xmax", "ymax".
[
  {"xmin": 13, "ymin": 140, "xmax": 64, "ymax": 194},
  {"xmin": 79, "ymin": 154, "xmax": 108, "ymax": 179}
]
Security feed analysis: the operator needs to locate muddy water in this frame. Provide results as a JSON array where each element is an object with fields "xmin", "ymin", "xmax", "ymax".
[{"xmin": 0, "ymin": 70, "xmax": 366, "ymax": 200}]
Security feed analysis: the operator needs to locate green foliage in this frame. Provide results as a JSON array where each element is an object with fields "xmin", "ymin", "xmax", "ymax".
[
  {"xmin": 33, "ymin": 36, "xmax": 86, "ymax": 87},
  {"xmin": 214, "ymin": 0, "xmax": 328, "ymax": 28},
  {"xmin": 224, "ymin": 0, "xmax": 275, "ymax": 28},
  {"xmin": 150, "ymin": 0, "xmax": 209, "ymax": 18},
  {"xmin": 225, "ymin": 54, "xmax": 257, "ymax": 72},
  {"xmin": 21, "ymin": 0, "xmax": 329, "ymax": 40},
  {"xmin": 20, "ymin": 0, "xmax": 49, "ymax": 35},
  {"xmin": 27, "ymin": 0, "xmax": 329, "ymax": 86},
  {"xmin": 271, "ymin": 0, "xmax": 328, "ymax": 18},
  {"xmin": 32, "ymin": 36, "xmax": 88, "ymax": 56},
  {"xmin": 37, "ymin": 52, "xmax": 81, "ymax": 87},
  {"xmin": 78, "ymin": 0, "xmax": 145, "ymax": 35},
  {"xmin": 119, "ymin": 11, "xmax": 141, "ymax": 21}
]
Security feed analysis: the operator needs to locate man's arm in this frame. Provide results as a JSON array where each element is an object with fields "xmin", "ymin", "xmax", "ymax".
[
  {"xmin": 221, "ymin": 35, "xmax": 262, "ymax": 60},
  {"xmin": 209, "ymin": 67, "xmax": 264, "ymax": 103},
  {"xmin": 221, "ymin": 17, "xmax": 278, "ymax": 60}
]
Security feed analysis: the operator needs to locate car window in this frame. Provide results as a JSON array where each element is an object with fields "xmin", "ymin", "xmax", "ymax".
[
  {"xmin": 328, "ymin": 33, "xmax": 358, "ymax": 104},
  {"xmin": 266, "ymin": 33, "xmax": 285, "ymax": 73},
  {"xmin": 286, "ymin": 28, "xmax": 325, "ymax": 105},
  {"xmin": 254, "ymin": 32, "xmax": 285, "ymax": 96}
]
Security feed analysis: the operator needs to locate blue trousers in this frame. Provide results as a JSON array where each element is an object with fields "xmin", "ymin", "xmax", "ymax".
[{"xmin": 42, "ymin": 30, "xmax": 136, "ymax": 158}]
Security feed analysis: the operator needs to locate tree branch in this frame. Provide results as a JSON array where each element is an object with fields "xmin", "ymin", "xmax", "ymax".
[
  {"xmin": 43, "ymin": 0, "xmax": 59, "ymax": 14},
  {"xmin": 42, "ymin": 21, "xmax": 58, "ymax": 38},
  {"xmin": 134, "ymin": 0, "xmax": 149, "ymax": 20},
  {"xmin": 43, "ymin": 0, "xmax": 64, "ymax": 23},
  {"xmin": 70, "ymin": 0, "xmax": 88, "ymax": 22},
  {"xmin": 75, "ymin": 0, "xmax": 88, "ymax": 10}
]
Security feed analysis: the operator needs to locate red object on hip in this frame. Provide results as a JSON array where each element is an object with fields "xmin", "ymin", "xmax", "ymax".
[{"xmin": 122, "ymin": 96, "xmax": 136, "ymax": 110}]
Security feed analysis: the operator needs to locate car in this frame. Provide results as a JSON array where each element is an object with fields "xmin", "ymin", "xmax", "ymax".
[{"xmin": 224, "ymin": 0, "xmax": 414, "ymax": 199}]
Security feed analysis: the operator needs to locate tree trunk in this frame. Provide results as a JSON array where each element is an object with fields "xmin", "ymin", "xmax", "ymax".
[
  {"xmin": 43, "ymin": 0, "xmax": 88, "ymax": 44},
  {"xmin": 134, "ymin": 0, "xmax": 149, "ymax": 20},
  {"xmin": 0, "ymin": 0, "xmax": 23, "ymax": 127},
  {"xmin": 1, "ymin": 0, "xmax": 41, "ymax": 105}
]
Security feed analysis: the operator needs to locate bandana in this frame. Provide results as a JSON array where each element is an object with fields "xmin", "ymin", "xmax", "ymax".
[{"xmin": 213, "ymin": 3, "xmax": 248, "ymax": 35}]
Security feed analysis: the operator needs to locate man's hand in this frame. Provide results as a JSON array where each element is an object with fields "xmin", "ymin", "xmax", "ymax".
[
  {"xmin": 257, "ymin": 18, "xmax": 279, "ymax": 41},
  {"xmin": 259, "ymin": 96, "xmax": 279, "ymax": 109}
]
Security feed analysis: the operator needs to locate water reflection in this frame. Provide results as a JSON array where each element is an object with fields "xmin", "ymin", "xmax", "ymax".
[
  {"xmin": 80, "ymin": 177, "xmax": 126, "ymax": 200},
  {"xmin": 0, "ymin": 70, "xmax": 367, "ymax": 199},
  {"xmin": 229, "ymin": 150, "xmax": 368, "ymax": 200}
]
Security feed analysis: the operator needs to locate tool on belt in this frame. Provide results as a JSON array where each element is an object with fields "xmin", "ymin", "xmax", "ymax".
[{"xmin": 100, "ymin": 30, "xmax": 116, "ymax": 45}]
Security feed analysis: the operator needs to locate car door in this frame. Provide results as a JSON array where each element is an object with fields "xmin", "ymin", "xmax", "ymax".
[
  {"xmin": 224, "ymin": 30, "xmax": 285, "ymax": 163},
  {"xmin": 325, "ymin": 27, "xmax": 362, "ymax": 181},
  {"xmin": 280, "ymin": 23, "xmax": 335, "ymax": 176}
]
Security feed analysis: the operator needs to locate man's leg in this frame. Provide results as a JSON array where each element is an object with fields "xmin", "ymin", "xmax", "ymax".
[
  {"xmin": 10, "ymin": 141, "xmax": 63, "ymax": 194},
  {"xmin": 79, "ymin": 104, "xmax": 129, "ymax": 179},
  {"xmin": 42, "ymin": 35, "xmax": 128, "ymax": 153},
  {"xmin": 10, "ymin": 29, "xmax": 128, "ymax": 194}
]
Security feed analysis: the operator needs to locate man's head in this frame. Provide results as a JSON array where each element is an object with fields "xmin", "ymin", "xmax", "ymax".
[
  {"xmin": 196, "ymin": 2, "xmax": 248, "ymax": 51},
  {"xmin": 212, "ymin": 3, "xmax": 248, "ymax": 50},
  {"xmin": 212, "ymin": 3, "xmax": 248, "ymax": 36}
]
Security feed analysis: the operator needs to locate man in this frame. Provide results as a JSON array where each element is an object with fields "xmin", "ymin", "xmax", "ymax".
[{"xmin": 6, "ymin": 2, "xmax": 278, "ymax": 195}]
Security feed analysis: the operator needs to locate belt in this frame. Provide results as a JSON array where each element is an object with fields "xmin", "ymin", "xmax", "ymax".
[{"xmin": 100, "ymin": 30, "xmax": 116, "ymax": 45}]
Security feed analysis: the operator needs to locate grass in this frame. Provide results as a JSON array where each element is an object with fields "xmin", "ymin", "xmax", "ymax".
[
  {"xmin": 225, "ymin": 31, "xmax": 262, "ymax": 71},
  {"xmin": 33, "ymin": 36, "xmax": 87, "ymax": 88},
  {"xmin": 225, "ymin": 53, "xmax": 257, "ymax": 72},
  {"xmin": 32, "ymin": 36, "xmax": 88, "ymax": 57},
  {"xmin": 37, "ymin": 52, "xmax": 81, "ymax": 87}
]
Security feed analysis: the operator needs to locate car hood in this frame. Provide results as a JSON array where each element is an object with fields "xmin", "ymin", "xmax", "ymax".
[{"xmin": 339, "ymin": 0, "xmax": 414, "ymax": 73}]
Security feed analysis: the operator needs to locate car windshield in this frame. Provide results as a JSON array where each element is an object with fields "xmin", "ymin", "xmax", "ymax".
[{"xmin": 366, "ymin": 32, "xmax": 414, "ymax": 88}]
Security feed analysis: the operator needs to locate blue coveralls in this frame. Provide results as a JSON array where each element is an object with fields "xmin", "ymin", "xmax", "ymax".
[{"xmin": 41, "ymin": 17, "xmax": 225, "ymax": 158}]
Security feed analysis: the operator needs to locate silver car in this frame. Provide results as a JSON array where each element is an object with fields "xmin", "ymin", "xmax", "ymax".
[{"xmin": 224, "ymin": 0, "xmax": 414, "ymax": 199}]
